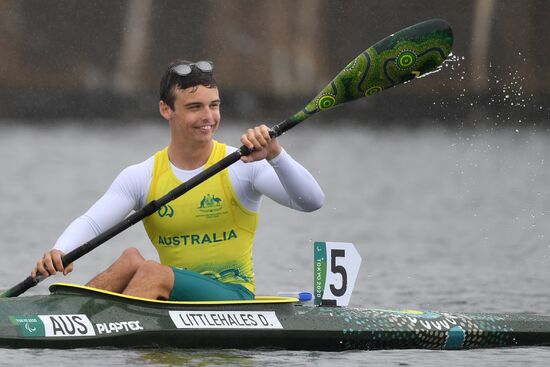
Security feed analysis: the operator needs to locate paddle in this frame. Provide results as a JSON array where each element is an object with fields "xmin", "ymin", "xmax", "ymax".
[{"xmin": 1, "ymin": 18, "xmax": 453, "ymax": 298}]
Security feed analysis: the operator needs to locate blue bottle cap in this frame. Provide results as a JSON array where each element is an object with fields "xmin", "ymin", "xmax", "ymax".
[{"xmin": 298, "ymin": 292, "xmax": 312, "ymax": 301}]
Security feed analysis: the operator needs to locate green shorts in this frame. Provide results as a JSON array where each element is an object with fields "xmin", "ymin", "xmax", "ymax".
[{"xmin": 169, "ymin": 267, "xmax": 254, "ymax": 301}]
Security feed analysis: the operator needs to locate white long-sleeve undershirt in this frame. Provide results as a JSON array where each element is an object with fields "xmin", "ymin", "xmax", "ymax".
[{"xmin": 53, "ymin": 147, "xmax": 324, "ymax": 254}]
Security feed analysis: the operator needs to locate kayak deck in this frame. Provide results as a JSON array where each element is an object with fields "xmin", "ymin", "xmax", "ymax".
[{"xmin": 1, "ymin": 283, "xmax": 550, "ymax": 350}]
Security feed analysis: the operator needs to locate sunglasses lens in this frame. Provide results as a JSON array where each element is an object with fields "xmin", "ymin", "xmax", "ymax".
[
  {"xmin": 172, "ymin": 64, "xmax": 192, "ymax": 76},
  {"xmin": 195, "ymin": 61, "xmax": 213, "ymax": 72},
  {"xmin": 172, "ymin": 61, "xmax": 213, "ymax": 76}
]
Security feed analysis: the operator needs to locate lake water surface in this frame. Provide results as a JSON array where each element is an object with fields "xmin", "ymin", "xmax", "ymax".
[{"xmin": 1, "ymin": 121, "xmax": 549, "ymax": 366}]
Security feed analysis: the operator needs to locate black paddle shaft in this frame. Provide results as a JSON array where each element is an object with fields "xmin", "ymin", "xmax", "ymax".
[{"xmin": 3, "ymin": 119, "xmax": 293, "ymax": 297}]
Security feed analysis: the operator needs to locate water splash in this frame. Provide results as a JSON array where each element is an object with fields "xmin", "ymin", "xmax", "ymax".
[
  {"xmin": 418, "ymin": 52, "xmax": 463, "ymax": 80},
  {"xmin": 431, "ymin": 52, "xmax": 547, "ymax": 131}
]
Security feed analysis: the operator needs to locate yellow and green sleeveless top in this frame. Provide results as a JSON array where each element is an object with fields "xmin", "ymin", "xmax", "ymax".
[{"xmin": 142, "ymin": 141, "xmax": 258, "ymax": 292}]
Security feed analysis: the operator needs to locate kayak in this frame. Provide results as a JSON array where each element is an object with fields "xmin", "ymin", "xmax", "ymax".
[{"xmin": 1, "ymin": 283, "xmax": 550, "ymax": 350}]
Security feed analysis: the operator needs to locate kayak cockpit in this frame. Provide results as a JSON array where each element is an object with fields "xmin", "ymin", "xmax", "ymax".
[{"xmin": 49, "ymin": 282, "xmax": 300, "ymax": 306}]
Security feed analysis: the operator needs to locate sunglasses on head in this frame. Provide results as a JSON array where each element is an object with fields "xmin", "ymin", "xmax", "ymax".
[{"xmin": 171, "ymin": 61, "xmax": 214, "ymax": 76}]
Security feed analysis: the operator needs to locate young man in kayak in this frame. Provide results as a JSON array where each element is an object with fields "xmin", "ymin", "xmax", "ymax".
[{"xmin": 32, "ymin": 60, "xmax": 324, "ymax": 301}]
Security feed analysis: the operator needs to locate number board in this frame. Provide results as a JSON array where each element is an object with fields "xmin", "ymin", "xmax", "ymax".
[{"xmin": 313, "ymin": 241, "xmax": 362, "ymax": 307}]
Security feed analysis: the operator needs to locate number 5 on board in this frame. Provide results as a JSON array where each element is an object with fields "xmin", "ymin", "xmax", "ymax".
[{"xmin": 313, "ymin": 241, "xmax": 362, "ymax": 307}]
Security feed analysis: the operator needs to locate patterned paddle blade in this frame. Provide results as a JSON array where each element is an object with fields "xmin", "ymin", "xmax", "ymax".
[{"xmin": 289, "ymin": 18, "xmax": 454, "ymax": 124}]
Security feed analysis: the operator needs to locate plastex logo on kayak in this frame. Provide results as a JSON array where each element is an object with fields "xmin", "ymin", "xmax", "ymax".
[
  {"xmin": 9, "ymin": 314, "xmax": 96, "ymax": 337},
  {"xmin": 95, "ymin": 320, "xmax": 143, "ymax": 334}
]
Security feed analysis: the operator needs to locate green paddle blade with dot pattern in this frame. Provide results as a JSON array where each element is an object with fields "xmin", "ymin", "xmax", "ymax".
[{"xmin": 286, "ymin": 18, "xmax": 453, "ymax": 127}]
